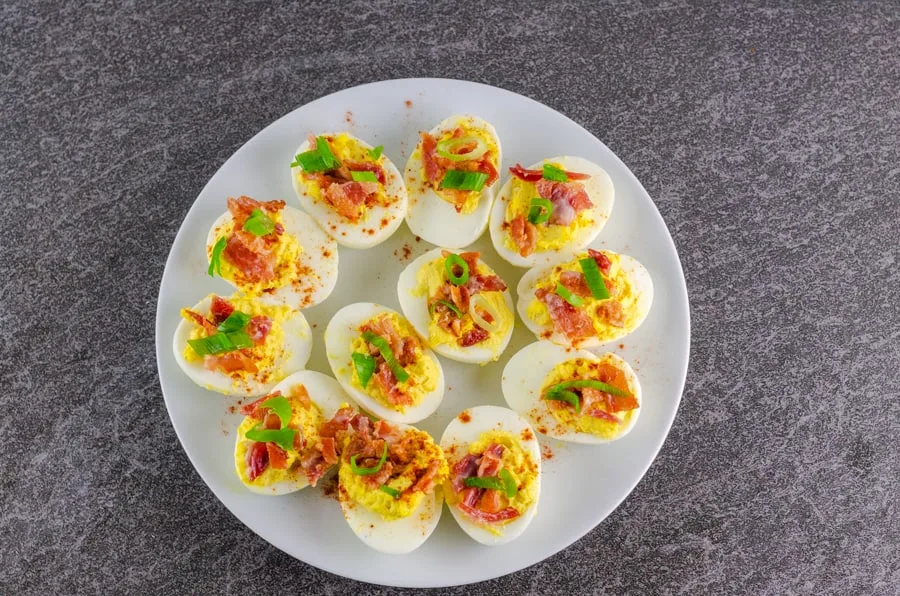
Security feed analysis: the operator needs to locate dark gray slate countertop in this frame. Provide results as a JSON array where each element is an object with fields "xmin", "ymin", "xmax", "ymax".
[{"xmin": 2, "ymin": 1, "xmax": 898, "ymax": 594}]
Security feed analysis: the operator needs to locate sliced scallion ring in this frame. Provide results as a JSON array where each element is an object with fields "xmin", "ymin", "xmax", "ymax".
[
  {"xmin": 435, "ymin": 136, "xmax": 488, "ymax": 162},
  {"xmin": 350, "ymin": 442, "xmax": 388, "ymax": 476},
  {"xmin": 444, "ymin": 254, "xmax": 470, "ymax": 286},
  {"xmin": 527, "ymin": 197, "xmax": 553, "ymax": 225},
  {"xmin": 468, "ymin": 294, "xmax": 501, "ymax": 333}
]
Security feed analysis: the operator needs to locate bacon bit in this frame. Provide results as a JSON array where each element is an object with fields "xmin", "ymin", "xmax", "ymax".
[
  {"xmin": 587, "ymin": 249, "xmax": 612, "ymax": 274},
  {"xmin": 301, "ymin": 452, "xmax": 329, "ymax": 487},
  {"xmin": 373, "ymin": 419, "xmax": 401, "ymax": 441},
  {"xmin": 559, "ymin": 271, "xmax": 592, "ymax": 298},
  {"xmin": 318, "ymin": 406, "xmax": 356, "ymax": 438},
  {"xmin": 323, "ymin": 181, "xmax": 378, "ymax": 222},
  {"xmin": 541, "ymin": 444, "xmax": 554, "ymax": 460},
  {"xmin": 458, "ymin": 502, "xmax": 520, "ymax": 523},
  {"xmin": 468, "ymin": 273, "xmax": 507, "ymax": 293},
  {"xmin": 509, "ymin": 164, "xmax": 590, "ymax": 182},
  {"xmin": 246, "ymin": 316, "xmax": 272, "ymax": 345},
  {"xmin": 477, "ymin": 444, "xmax": 504, "ymax": 477},
  {"xmin": 410, "ymin": 460, "xmax": 441, "ymax": 494},
  {"xmin": 459, "ymin": 486, "xmax": 482, "ymax": 508},
  {"xmin": 476, "ymin": 156, "xmax": 500, "ymax": 186},
  {"xmin": 451, "ymin": 455, "xmax": 479, "ymax": 493},
  {"xmin": 449, "ymin": 284, "xmax": 471, "ymax": 312},
  {"xmin": 204, "ymin": 351, "xmax": 258, "ymax": 374},
  {"xmin": 373, "ymin": 363, "xmax": 413, "ymax": 406},
  {"xmin": 587, "ymin": 408, "xmax": 621, "ymax": 423},
  {"xmin": 479, "ymin": 489, "xmax": 504, "ymax": 514},
  {"xmin": 536, "ymin": 289, "xmax": 595, "ymax": 340},
  {"xmin": 535, "ymin": 179, "xmax": 593, "ymax": 225},
  {"xmin": 240, "ymin": 391, "xmax": 280, "ymax": 417},
  {"xmin": 267, "ymin": 443, "xmax": 289, "ymax": 469},
  {"xmin": 183, "ymin": 309, "xmax": 217, "ymax": 335},
  {"xmin": 210, "ymin": 296, "xmax": 235, "ymax": 324},
  {"xmin": 293, "ymin": 428, "xmax": 306, "ymax": 452},
  {"xmin": 263, "ymin": 412, "xmax": 281, "ymax": 430},
  {"xmin": 421, "ymin": 132, "xmax": 441, "ymax": 183},
  {"xmin": 290, "ymin": 384, "xmax": 311, "ymax": 409},
  {"xmin": 458, "ymin": 251, "xmax": 480, "ymax": 273},
  {"xmin": 223, "ymin": 233, "xmax": 276, "ymax": 283},
  {"xmin": 246, "ymin": 442, "xmax": 268, "ymax": 481},
  {"xmin": 510, "ymin": 214, "xmax": 537, "ymax": 257},
  {"xmin": 459, "ymin": 326, "xmax": 490, "ymax": 347},
  {"xmin": 597, "ymin": 300, "xmax": 625, "ymax": 328}
]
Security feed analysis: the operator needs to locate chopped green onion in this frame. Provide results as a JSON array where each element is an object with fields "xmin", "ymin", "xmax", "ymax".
[
  {"xmin": 499, "ymin": 469, "xmax": 518, "ymax": 498},
  {"xmin": 291, "ymin": 150, "xmax": 330, "ymax": 172},
  {"xmin": 463, "ymin": 476, "xmax": 505, "ymax": 491},
  {"xmin": 243, "ymin": 208, "xmax": 276, "ymax": 236},
  {"xmin": 379, "ymin": 485, "xmax": 401, "ymax": 498},
  {"xmin": 352, "ymin": 352, "xmax": 377, "ymax": 388},
  {"xmin": 555, "ymin": 282, "xmax": 583, "ymax": 307},
  {"xmin": 350, "ymin": 170, "xmax": 378, "ymax": 183},
  {"xmin": 368, "ymin": 145, "xmax": 384, "ymax": 160},
  {"xmin": 544, "ymin": 389, "xmax": 581, "ymax": 413},
  {"xmin": 217, "ymin": 310, "xmax": 251, "ymax": 333},
  {"xmin": 208, "ymin": 237, "xmax": 226, "ymax": 277},
  {"xmin": 444, "ymin": 253, "xmax": 470, "ymax": 286},
  {"xmin": 435, "ymin": 136, "xmax": 488, "ymax": 162},
  {"xmin": 542, "ymin": 163, "xmax": 569, "ymax": 182},
  {"xmin": 245, "ymin": 425, "xmax": 297, "ymax": 451},
  {"xmin": 361, "ymin": 332, "xmax": 410, "ymax": 383},
  {"xmin": 527, "ymin": 197, "xmax": 553, "ymax": 225},
  {"xmin": 429, "ymin": 299, "xmax": 462, "ymax": 318},
  {"xmin": 350, "ymin": 443, "xmax": 388, "ymax": 476},
  {"xmin": 315, "ymin": 136, "xmax": 338, "ymax": 169},
  {"xmin": 546, "ymin": 379, "xmax": 633, "ymax": 398},
  {"xmin": 579, "ymin": 258, "xmax": 610, "ymax": 300},
  {"xmin": 439, "ymin": 170, "xmax": 488, "ymax": 192},
  {"xmin": 187, "ymin": 329, "xmax": 253, "ymax": 356},
  {"xmin": 258, "ymin": 395, "xmax": 292, "ymax": 428}
]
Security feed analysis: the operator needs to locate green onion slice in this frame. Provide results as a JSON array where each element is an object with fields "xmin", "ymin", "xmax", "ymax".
[
  {"xmin": 379, "ymin": 485, "xmax": 401, "ymax": 498},
  {"xmin": 439, "ymin": 170, "xmax": 489, "ymax": 192},
  {"xmin": 436, "ymin": 136, "xmax": 488, "ymax": 162},
  {"xmin": 361, "ymin": 332, "xmax": 410, "ymax": 383},
  {"xmin": 546, "ymin": 379, "xmax": 633, "ymax": 398},
  {"xmin": 499, "ymin": 468, "xmax": 518, "ymax": 498},
  {"xmin": 217, "ymin": 310, "xmax": 251, "ymax": 333},
  {"xmin": 444, "ymin": 253, "xmax": 470, "ymax": 286},
  {"xmin": 429, "ymin": 299, "xmax": 462, "ymax": 318},
  {"xmin": 187, "ymin": 329, "xmax": 253, "ymax": 356},
  {"xmin": 543, "ymin": 389, "xmax": 581, "ymax": 413},
  {"xmin": 315, "ymin": 136, "xmax": 338, "ymax": 168},
  {"xmin": 208, "ymin": 237, "xmax": 227, "ymax": 278},
  {"xmin": 542, "ymin": 163, "xmax": 569, "ymax": 182},
  {"xmin": 368, "ymin": 145, "xmax": 384, "ymax": 160},
  {"xmin": 291, "ymin": 150, "xmax": 329, "ymax": 172},
  {"xmin": 350, "ymin": 443, "xmax": 388, "ymax": 476},
  {"xmin": 350, "ymin": 170, "xmax": 378, "ymax": 183},
  {"xmin": 527, "ymin": 197, "xmax": 553, "ymax": 225},
  {"xmin": 245, "ymin": 425, "xmax": 297, "ymax": 451},
  {"xmin": 579, "ymin": 258, "xmax": 610, "ymax": 300},
  {"xmin": 258, "ymin": 395, "xmax": 292, "ymax": 428},
  {"xmin": 352, "ymin": 352, "xmax": 377, "ymax": 388},
  {"xmin": 555, "ymin": 282, "xmax": 583, "ymax": 308},
  {"xmin": 243, "ymin": 208, "xmax": 276, "ymax": 236},
  {"xmin": 463, "ymin": 476, "xmax": 505, "ymax": 491}
]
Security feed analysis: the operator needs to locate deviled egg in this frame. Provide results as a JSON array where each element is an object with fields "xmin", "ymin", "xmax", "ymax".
[
  {"xmin": 234, "ymin": 370, "xmax": 349, "ymax": 494},
  {"xmin": 324, "ymin": 303, "xmax": 444, "ymax": 423},
  {"xmin": 397, "ymin": 248, "xmax": 514, "ymax": 364},
  {"xmin": 173, "ymin": 294, "xmax": 312, "ymax": 396},
  {"xmin": 291, "ymin": 133, "xmax": 407, "ymax": 248},
  {"xmin": 489, "ymin": 157, "xmax": 614, "ymax": 267},
  {"xmin": 517, "ymin": 248, "xmax": 653, "ymax": 349},
  {"xmin": 206, "ymin": 196, "xmax": 338, "ymax": 309},
  {"xmin": 404, "ymin": 114, "xmax": 502, "ymax": 248},
  {"xmin": 440, "ymin": 406, "xmax": 541, "ymax": 545},
  {"xmin": 338, "ymin": 420, "xmax": 449, "ymax": 554},
  {"xmin": 502, "ymin": 341, "xmax": 641, "ymax": 443}
]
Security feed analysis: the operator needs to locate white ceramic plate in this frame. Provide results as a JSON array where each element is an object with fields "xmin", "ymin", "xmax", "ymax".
[{"xmin": 155, "ymin": 78, "xmax": 690, "ymax": 588}]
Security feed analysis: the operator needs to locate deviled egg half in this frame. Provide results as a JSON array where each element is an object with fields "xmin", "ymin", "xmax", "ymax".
[
  {"xmin": 206, "ymin": 196, "xmax": 338, "ymax": 309},
  {"xmin": 502, "ymin": 341, "xmax": 642, "ymax": 444},
  {"xmin": 173, "ymin": 294, "xmax": 312, "ymax": 397},
  {"xmin": 338, "ymin": 419, "xmax": 449, "ymax": 554},
  {"xmin": 440, "ymin": 406, "xmax": 541, "ymax": 546},
  {"xmin": 291, "ymin": 132, "xmax": 407, "ymax": 248},
  {"xmin": 234, "ymin": 371, "xmax": 348, "ymax": 494},
  {"xmin": 324, "ymin": 303, "xmax": 444, "ymax": 423},
  {"xmin": 490, "ymin": 157, "xmax": 614, "ymax": 267},
  {"xmin": 517, "ymin": 248, "xmax": 653, "ymax": 349},
  {"xmin": 404, "ymin": 114, "xmax": 502, "ymax": 248},
  {"xmin": 397, "ymin": 248, "xmax": 515, "ymax": 364}
]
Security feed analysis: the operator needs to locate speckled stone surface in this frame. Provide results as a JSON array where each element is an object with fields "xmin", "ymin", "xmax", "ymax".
[{"xmin": 2, "ymin": 1, "xmax": 898, "ymax": 593}]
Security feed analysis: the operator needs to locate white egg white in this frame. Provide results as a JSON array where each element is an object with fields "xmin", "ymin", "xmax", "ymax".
[
  {"xmin": 396, "ymin": 247, "xmax": 514, "ymax": 364},
  {"xmin": 206, "ymin": 205, "xmax": 339, "ymax": 309},
  {"xmin": 501, "ymin": 341, "xmax": 642, "ymax": 444},
  {"xmin": 324, "ymin": 302, "xmax": 444, "ymax": 423},
  {"xmin": 291, "ymin": 132, "xmax": 407, "ymax": 249},
  {"xmin": 440, "ymin": 405, "xmax": 541, "ymax": 546},
  {"xmin": 516, "ymin": 249, "xmax": 654, "ymax": 349},
  {"xmin": 489, "ymin": 156, "xmax": 614, "ymax": 268},
  {"xmin": 339, "ymin": 424, "xmax": 444, "ymax": 554},
  {"xmin": 235, "ymin": 370, "xmax": 350, "ymax": 495},
  {"xmin": 404, "ymin": 114, "xmax": 502, "ymax": 249},
  {"xmin": 172, "ymin": 294, "xmax": 312, "ymax": 397}
]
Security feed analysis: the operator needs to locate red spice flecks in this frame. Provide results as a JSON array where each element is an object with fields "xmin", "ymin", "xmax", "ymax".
[
  {"xmin": 521, "ymin": 428, "xmax": 534, "ymax": 442},
  {"xmin": 228, "ymin": 406, "xmax": 236, "ymax": 414},
  {"xmin": 415, "ymin": 236, "xmax": 421, "ymax": 243},
  {"xmin": 619, "ymin": 344, "xmax": 625, "ymax": 349},
  {"xmin": 405, "ymin": 100, "xmax": 413, "ymax": 108},
  {"xmin": 537, "ymin": 426, "xmax": 548, "ymax": 435},
  {"xmin": 345, "ymin": 111, "xmax": 353, "ymax": 124},
  {"xmin": 542, "ymin": 445, "xmax": 554, "ymax": 460},
  {"xmin": 458, "ymin": 411, "xmax": 471, "ymax": 423}
]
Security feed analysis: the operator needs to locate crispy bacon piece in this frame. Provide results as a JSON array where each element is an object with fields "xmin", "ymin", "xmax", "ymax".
[
  {"xmin": 240, "ymin": 391, "xmax": 281, "ymax": 417},
  {"xmin": 476, "ymin": 156, "xmax": 499, "ymax": 186},
  {"xmin": 451, "ymin": 454, "xmax": 479, "ymax": 493},
  {"xmin": 468, "ymin": 273, "xmax": 506, "ymax": 293},
  {"xmin": 421, "ymin": 132, "xmax": 442, "ymax": 183},
  {"xmin": 263, "ymin": 412, "xmax": 281, "ymax": 430},
  {"xmin": 267, "ymin": 443, "xmax": 289, "ymax": 469},
  {"xmin": 459, "ymin": 486, "xmax": 482, "ymax": 508},
  {"xmin": 318, "ymin": 406, "xmax": 356, "ymax": 439},
  {"xmin": 320, "ymin": 437, "xmax": 338, "ymax": 464},
  {"xmin": 450, "ymin": 284, "xmax": 471, "ymax": 313},
  {"xmin": 509, "ymin": 164, "xmax": 590, "ymax": 182},
  {"xmin": 535, "ymin": 179, "xmax": 593, "ymax": 226},
  {"xmin": 223, "ymin": 233, "xmax": 276, "ymax": 283},
  {"xmin": 536, "ymin": 288, "xmax": 595, "ymax": 341},
  {"xmin": 586, "ymin": 407, "xmax": 621, "ymax": 423},
  {"xmin": 373, "ymin": 420, "xmax": 401, "ymax": 442},
  {"xmin": 587, "ymin": 248, "xmax": 612, "ymax": 275},
  {"xmin": 246, "ymin": 316, "xmax": 272, "ymax": 345},
  {"xmin": 596, "ymin": 300, "xmax": 625, "ymax": 328},
  {"xmin": 459, "ymin": 326, "xmax": 489, "ymax": 347},
  {"xmin": 183, "ymin": 309, "xmax": 217, "ymax": 335},
  {"xmin": 204, "ymin": 351, "xmax": 258, "ymax": 374},
  {"xmin": 477, "ymin": 443, "xmax": 504, "ymax": 477},
  {"xmin": 323, "ymin": 181, "xmax": 379, "ymax": 222},
  {"xmin": 290, "ymin": 385, "xmax": 311, "ymax": 410},
  {"xmin": 510, "ymin": 214, "xmax": 537, "ymax": 257},
  {"xmin": 458, "ymin": 501, "xmax": 520, "ymax": 523},
  {"xmin": 411, "ymin": 460, "xmax": 442, "ymax": 494},
  {"xmin": 372, "ymin": 363, "xmax": 413, "ymax": 406},
  {"xmin": 246, "ymin": 442, "xmax": 268, "ymax": 481},
  {"xmin": 210, "ymin": 296, "xmax": 235, "ymax": 324},
  {"xmin": 228, "ymin": 196, "xmax": 286, "ymax": 225},
  {"xmin": 559, "ymin": 271, "xmax": 592, "ymax": 298},
  {"xmin": 361, "ymin": 316, "xmax": 408, "ymax": 359},
  {"xmin": 479, "ymin": 489, "xmax": 504, "ymax": 514},
  {"xmin": 300, "ymin": 452, "xmax": 329, "ymax": 487}
]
